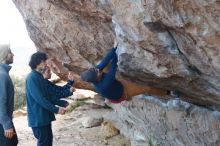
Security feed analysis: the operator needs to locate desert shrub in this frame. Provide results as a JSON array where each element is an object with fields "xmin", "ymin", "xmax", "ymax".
[
  {"xmin": 147, "ymin": 135, "xmax": 161, "ymax": 146},
  {"xmin": 66, "ymin": 100, "xmax": 86, "ymax": 113},
  {"xmin": 11, "ymin": 75, "xmax": 26, "ymax": 110}
]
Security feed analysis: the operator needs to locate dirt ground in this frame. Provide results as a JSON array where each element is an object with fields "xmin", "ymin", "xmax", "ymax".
[{"xmin": 14, "ymin": 103, "xmax": 130, "ymax": 146}]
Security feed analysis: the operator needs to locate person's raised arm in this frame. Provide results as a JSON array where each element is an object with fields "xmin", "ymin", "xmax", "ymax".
[
  {"xmin": 62, "ymin": 72, "xmax": 75, "ymax": 89},
  {"xmin": 98, "ymin": 55, "xmax": 118, "ymax": 88},
  {"xmin": 44, "ymin": 79, "xmax": 73, "ymax": 99},
  {"xmin": 96, "ymin": 48, "xmax": 117, "ymax": 70}
]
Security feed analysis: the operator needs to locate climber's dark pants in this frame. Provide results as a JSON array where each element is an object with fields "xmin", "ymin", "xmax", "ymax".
[{"xmin": 32, "ymin": 124, "xmax": 53, "ymax": 146}]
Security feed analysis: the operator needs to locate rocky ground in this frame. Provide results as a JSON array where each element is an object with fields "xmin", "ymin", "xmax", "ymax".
[{"xmin": 14, "ymin": 96, "xmax": 130, "ymax": 146}]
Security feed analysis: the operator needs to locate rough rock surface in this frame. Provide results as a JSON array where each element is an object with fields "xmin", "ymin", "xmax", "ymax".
[
  {"xmin": 105, "ymin": 95, "xmax": 220, "ymax": 146},
  {"xmin": 12, "ymin": 0, "xmax": 220, "ymax": 145},
  {"xmin": 13, "ymin": 0, "xmax": 114, "ymax": 90},
  {"xmin": 13, "ymin": 0, "xmax": 220, "ymax": 108},
  {"xmin": 81, "ymin": 116, "xmax": 103, "ymax": 128},
  {"xmin": 111, "ymin": 0, "xmax": 220, "ymax": 109}
]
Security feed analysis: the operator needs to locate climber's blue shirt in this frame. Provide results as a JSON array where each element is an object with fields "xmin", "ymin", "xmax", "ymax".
[{"xmin": 93, "ymin": 48, "xmax": 123, "ymax": 100}]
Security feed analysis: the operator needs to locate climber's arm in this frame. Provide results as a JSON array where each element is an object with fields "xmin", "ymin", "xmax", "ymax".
[{"xmin": 96, "ymin": 48, "xmax": 117, "ymax": 71}]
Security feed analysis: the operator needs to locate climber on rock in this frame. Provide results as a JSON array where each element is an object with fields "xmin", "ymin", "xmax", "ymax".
[{"xmin": 80, "ymin": 43, "xmax": 168, "ymax": 104}]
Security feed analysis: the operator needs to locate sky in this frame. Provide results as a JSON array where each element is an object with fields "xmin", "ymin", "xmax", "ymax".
[{"xmin": 0, "ymin": 0, "xmax": 36, "ymax": 67}]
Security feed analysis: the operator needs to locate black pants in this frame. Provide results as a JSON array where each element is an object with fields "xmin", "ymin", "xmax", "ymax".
[
  {"xmin": 0, "ymin": 124, "xmax": 18, "ymax": 146},
  {"xmin": 32, "ymin": 124, "xmax": 53, "ymax": 146}
]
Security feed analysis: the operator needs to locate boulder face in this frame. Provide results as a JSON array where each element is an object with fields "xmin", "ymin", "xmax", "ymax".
[
  {"xmin": 109, "ymin": 0, "xmax": 220, "ymax": 108},
  {"xmin": 12, "ymin": 0, "xmax": 220, "ymax": 145},
  {"xmin": 12, "ymin": 0, "xmax": 114, "ymax": 89},
  {"xmin": 105, "ymin": 96, "xmax": 220, "ymax": 146},
  {"xmin": 13, "ymin": 0, "xmax": 220, "ymax": 108}
]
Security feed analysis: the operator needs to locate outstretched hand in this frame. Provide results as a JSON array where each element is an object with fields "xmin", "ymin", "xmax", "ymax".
[
  {"xmin": 69, "ymin": 87, "xmax": 76, "ymax": 93},
  {"xmin": 68, "ymin": 72, "xmax": 75, "ymax": 81}
]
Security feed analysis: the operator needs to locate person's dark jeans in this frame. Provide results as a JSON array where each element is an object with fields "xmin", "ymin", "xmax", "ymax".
[
  {"xmin": 0, "ymin": 124, "xmax": 18, "ymax": 146},
  {"xmin": 32, "ymin": 124, "xmax": 53, "ymax": 146}
]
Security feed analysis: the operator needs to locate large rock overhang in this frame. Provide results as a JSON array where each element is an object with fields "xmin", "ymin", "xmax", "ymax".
[{"xmin": 13, "ymin": 0, "xmax": 220, "ymax": 109}]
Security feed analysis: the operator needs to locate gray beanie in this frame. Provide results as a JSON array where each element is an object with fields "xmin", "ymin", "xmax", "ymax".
[
  {"xmin": 80, "ymin": 68, "xmax": 97, "ymax": 82},
  {"xmin": 0, "ymin": 44, "xmax": 10, "ymax": 63}
]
